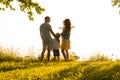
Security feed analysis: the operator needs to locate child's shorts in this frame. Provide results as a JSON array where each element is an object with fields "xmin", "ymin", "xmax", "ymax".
[{"xmin": 53, "ymin": 49, "xmax": 60, "ymax": 56}]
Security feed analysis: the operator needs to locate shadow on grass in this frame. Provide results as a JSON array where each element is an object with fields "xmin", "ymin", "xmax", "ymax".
[
  {"xmin": 49, "ymin": 62, "xmax": 91, "ymax": 80},
  {"xmin": 0, "ymin": 61, "xmax": 44, "ymax": 72},
  {"xmin": 1, "ymin": 61, "xmax": 120, "ymax": 80},
  {"xmin": 47, "ymin": 61, "xmax": 120, "ymax": 80},
  {"xmin": 77, "ymin": 62, "xmax": 120, "ymax": 80}
]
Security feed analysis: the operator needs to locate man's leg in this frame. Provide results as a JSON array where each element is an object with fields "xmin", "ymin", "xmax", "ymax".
[
  {"xmin": 47, "ymin": 49, "xmax": 50, "ymax": 62},
  {"xmin": 40, "ymin": 40, "xmax": 47, "ymax": 62},
  {"xmin": 47, "ymin": 39, "xmax": 53, "ymax": 62},
  {"xmin": 40, "ymin": 49, "xmax": 46, "ymax": 62}
]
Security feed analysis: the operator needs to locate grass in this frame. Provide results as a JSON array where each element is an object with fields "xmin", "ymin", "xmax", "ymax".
[
  {"xmin": 0, "ymin": 61, "xmax": 120, "ymax": 80},
  {"xmin": 0, "ymin": 47, "xmax": 120, "ymax": 80}
]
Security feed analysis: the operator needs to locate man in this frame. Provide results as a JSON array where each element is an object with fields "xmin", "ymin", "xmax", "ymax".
[{"xmin": 40, "ymin": 16, "xmax": 57, "ymax": 62}]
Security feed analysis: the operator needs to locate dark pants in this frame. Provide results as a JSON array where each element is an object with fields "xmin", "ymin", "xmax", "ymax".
[{"xmin": 53, "ymin": 49, "xmax": 60, "ymax": 56}]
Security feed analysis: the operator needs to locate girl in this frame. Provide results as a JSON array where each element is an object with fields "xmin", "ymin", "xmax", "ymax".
[{"xmin": 60, "ymin": 19, "xmax": 72, "ymax": 61}]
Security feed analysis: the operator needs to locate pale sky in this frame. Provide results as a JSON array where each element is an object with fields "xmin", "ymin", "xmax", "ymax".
[{"xmin": 0, "ymin": 0, "xmax": 120, "ymax": 60}]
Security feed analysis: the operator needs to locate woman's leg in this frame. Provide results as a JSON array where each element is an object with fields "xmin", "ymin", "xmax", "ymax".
[
  {"xmin": 61, "ymin": 49, "xmax": 66, "ymax": 61},
  {"xmin": 65, "ymin": 50, "xmax": 69, "ymax": 61}
]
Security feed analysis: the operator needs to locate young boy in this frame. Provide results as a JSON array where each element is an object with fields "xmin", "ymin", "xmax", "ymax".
[{"xmin": 52, "ymin": 33, "xmax": 60, "ymax": 62}]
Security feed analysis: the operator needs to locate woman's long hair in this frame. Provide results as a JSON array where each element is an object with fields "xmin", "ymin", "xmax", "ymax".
[{"xmin": 63, "ymin": 19, "xmax": 71, "ymax": 32}]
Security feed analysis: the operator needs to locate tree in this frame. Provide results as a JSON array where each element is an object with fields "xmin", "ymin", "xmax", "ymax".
[
  {"xmin": 112, "ymin": 0, "xmax": 120, "ymax": 14},
  {"xmin": 0, "ymin": 0, "xmax": 45, "ymax": 20}
]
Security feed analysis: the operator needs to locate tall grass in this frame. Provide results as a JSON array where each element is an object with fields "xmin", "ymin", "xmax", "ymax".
[
  {"xmin": 0, "ymin": 46, "xmax": 116, "ymax": 62},
  {"xmin": 0, "ymin": 47, "xmax": 23, "ymax": 62},
  {"xmin": 88, "ymin": 52, "xmax": 112, "ymax": 61}
]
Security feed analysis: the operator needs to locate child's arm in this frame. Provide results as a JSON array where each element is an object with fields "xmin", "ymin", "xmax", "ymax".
[{"xmin": 57, "ymin": 38, "xmax": 60, "ymax": 43}]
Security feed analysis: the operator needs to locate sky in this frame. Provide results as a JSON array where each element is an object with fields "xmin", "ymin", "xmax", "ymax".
[{"xmin": 0, "ymin": 0, "xmax": 120, "ymax": 60}]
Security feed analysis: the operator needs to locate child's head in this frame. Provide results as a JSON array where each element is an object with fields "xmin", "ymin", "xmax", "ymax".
[{"xmin": 56, "ymin": 33, "xmax": 60, "ymax": 39}]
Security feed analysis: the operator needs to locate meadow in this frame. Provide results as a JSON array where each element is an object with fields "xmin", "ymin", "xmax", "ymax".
[{"xmin": 0, "ymin": 47, "xmax": 120, "ymax": 80}]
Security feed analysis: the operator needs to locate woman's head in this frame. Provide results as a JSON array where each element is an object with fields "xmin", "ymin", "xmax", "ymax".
[{"xmin": 63, "ymin": 19, "xmax": 71, "ymax": 32}]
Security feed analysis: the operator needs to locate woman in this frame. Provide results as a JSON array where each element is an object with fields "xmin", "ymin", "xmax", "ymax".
[{"xmin": 60, "ymin": 19, "xmax": 72, "ymax": 61}]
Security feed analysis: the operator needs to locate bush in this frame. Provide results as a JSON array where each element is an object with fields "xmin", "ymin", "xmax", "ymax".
[
  {"xmin": 69, "ymin": 52, "xmax": 80, "ymax": 61},
  {"xmin": 88, "ymin": 53, "xmax": 111, "ymax": 61}
]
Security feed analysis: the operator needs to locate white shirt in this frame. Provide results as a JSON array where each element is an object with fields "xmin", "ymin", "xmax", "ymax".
[{"xmin": 53, "ymin": 38, "xmax": 60, "ymax": 49}]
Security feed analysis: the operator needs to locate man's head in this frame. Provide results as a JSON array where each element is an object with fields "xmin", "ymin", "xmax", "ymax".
[{"xmin": 45, "ymin": 16, "xmax": 50, "ymax": 23}]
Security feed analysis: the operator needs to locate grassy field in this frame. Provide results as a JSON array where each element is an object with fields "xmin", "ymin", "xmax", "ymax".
[
  {"xmin": 0, "ymin": 61, "xmax": 120, "ymax": 80},
  {"xmin": 0, "ymin": 47, "xmax": 120, "ymax": 80}
]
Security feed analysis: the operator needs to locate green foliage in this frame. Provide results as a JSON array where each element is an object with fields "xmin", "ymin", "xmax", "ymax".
[
  {"xmin": 112, "ymin": 0, "xmax": 120, "ymax": 7},
  {"xmin": 112, "ymin": 0, "xmax": 120, "ymax": 14},
  {"xmin": 0, "ymin": 0, "xmax": 45, "ymax": 20},
  {"xmin": 89, "ymin": 53, "xmax": 111, "ymax": 61},
  {"xmin": 0, "ymin": 0, "xmax": 15, "ymax": 10}
]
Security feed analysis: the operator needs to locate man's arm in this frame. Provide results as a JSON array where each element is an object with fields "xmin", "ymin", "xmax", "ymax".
[
  {"xmin": 50, "ymin": 29, "xmax": 56, "ymax": 38},
  {"xmin": 50, "ymin": 29, "xmax": 59, "ymax": 42}
]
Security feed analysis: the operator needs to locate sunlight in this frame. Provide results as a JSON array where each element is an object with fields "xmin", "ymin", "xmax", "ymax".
[{"xmin": 0, "ymin": 0, "xmax": 120, "ymax": 60}]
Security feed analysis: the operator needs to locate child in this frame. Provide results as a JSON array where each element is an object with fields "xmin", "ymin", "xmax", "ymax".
[{"xmin": 52, "ymin": 33, "xmax": 60, "ymax": 62}]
